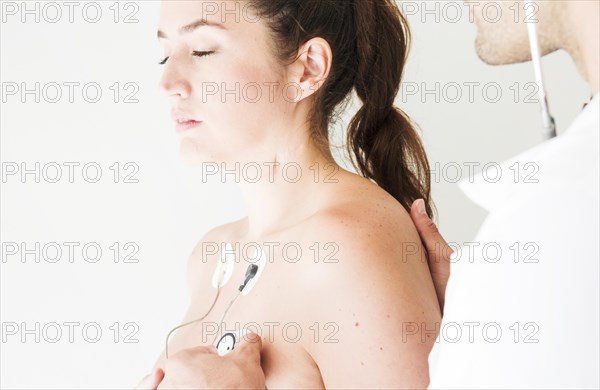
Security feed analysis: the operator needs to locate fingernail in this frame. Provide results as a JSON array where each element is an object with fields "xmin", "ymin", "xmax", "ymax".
[
  {"xmin": 247, "ymin": 332, "xmax": 258, "ymax": 341},
  {"xmin": 416, "ymin": 199, "xmax": 426, "ymax": 215}
]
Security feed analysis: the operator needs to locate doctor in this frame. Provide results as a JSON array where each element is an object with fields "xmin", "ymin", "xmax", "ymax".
[
  {"xmin": 137, "ymin": 0, "xmax": 599, "ymax": 388},
  {"xmin": 421, "ymin": 0, "xmax": 599, "ymax": 387}
]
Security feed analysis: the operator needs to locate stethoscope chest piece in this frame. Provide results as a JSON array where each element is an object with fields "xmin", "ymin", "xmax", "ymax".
[{"xmin": 216, "ymin": 329, "xmax": 251, "ymax": 356}]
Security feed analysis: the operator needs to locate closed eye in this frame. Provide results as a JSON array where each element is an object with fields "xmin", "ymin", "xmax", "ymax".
[
  {"xmin": 158, "ymin": 51, "xmax": 215, "ymax": 65},
  {"xmin": 192, "ymin": 50, "xmax": 215, "ymax": 59}
]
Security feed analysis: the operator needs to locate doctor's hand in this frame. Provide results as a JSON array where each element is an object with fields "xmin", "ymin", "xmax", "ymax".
[
  {"xmin": 410, "ymin": 199, "xmax": 453, "ymax": 314},
  {"xmin": 157, "ymin": 332, "xmax": 266, "ymax": 390}
]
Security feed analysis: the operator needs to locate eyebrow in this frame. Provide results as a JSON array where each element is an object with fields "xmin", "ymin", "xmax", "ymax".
[{"xmin": 157, "ymin": 19, "xmax": 227, "ymax": 39}]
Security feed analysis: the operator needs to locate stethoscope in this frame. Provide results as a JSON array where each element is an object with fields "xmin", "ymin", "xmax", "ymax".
[{"xmin": 524, "ymin": 0, "xmax": 557, "ymax": 140}]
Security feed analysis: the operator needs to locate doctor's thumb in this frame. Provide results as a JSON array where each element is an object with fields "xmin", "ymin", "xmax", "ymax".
[
  {"xmin": 234, "ymin": 332, "xmax": 263, "ymax": 363},
  {"xmin": 410, "ymin": 199, "xmax": 450, "ymax": 259},
  {"xmin": 410, "ymin": 199, "xmax": 452, "ymax": 313}
]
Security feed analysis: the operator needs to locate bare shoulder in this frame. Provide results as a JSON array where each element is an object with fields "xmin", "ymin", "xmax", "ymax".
[
  {"xmin": 296, "ymin": 178, "xmax": 441, "ymax": 387},
  {"xmin": 298, "ymin": 173, "xmax": 437, "ymax": 309},
  {"xmin": 307, "ymin": 175, "xmax": 419, "ymax": 259},
  {"xmin": 304, "ymin": 182, "xmax": 435, "ymax": 295},
  {"xmin": 189, "ymin": 217, "xmax": 247, "ymax": 257}
]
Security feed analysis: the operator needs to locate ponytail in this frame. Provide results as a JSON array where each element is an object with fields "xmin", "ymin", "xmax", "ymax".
[
  {"xmin": 349, "ymin": 0, "xmax": 433, "ymax": 217},
  {"xmin": 248, "ymin": 0, "xmax": 434, "ymax": 218}
]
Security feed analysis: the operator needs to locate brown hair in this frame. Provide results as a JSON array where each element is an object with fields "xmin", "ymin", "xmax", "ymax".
[{"xmin": 248, "ymin": 0, "xmax": 434, "ymax": 218}]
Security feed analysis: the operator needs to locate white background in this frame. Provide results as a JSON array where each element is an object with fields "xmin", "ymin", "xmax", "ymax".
[{"xmin": 0, "ymin": 0, "xmax": 591, "ymax": 388}]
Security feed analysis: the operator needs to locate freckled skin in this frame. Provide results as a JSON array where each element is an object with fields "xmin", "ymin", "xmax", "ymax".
[{"xmin": 150, "ymin": 171, "xmax": 441, "ymax": 388}]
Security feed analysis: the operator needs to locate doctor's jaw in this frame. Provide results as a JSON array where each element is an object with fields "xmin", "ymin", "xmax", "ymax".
[{"xmin": 470, "ymin": 0, "xmax": 564, "ymax": 66}]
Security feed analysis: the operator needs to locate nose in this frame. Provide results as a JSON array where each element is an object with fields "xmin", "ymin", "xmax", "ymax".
[{"xmin": 158, "ymin": 57, "xmax": 192, "ymax": 99}]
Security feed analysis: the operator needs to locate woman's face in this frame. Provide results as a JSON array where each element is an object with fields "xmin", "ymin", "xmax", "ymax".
[{"xmin": 157, "ymin": 0, "xmax": 293, "ymax": 166}]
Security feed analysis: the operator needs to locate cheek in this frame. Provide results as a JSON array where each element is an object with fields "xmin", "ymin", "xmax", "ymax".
[
  {"xmin": 186, "ymin": 51, "xmax": 289, "ymax": 160},
  {"xmin": 210, "ymin": 64, "xmax": 287, "ymax": 130}
]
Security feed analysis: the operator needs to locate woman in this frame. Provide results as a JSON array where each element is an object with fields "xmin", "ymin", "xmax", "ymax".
[{"xmin": 141, "ymin": 0, "xmax": 441, "ymax": 387}]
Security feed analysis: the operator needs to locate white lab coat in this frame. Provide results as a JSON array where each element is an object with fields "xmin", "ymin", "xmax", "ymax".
[{"xmin": 428, "ymin": 93, "xmax": 600, "ymax": 389}]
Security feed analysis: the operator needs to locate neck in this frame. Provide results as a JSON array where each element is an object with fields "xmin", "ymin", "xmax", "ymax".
[
  {"xmin": 234, "ymin": 129, "xmax": 338, "ymax": 240},
  {"xmin": 562, "ymin": 1, "xmax": 600, "ymax": 96}
]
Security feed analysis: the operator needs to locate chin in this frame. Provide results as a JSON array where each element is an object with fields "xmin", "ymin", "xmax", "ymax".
[
  {"xmin": 179, "ymin": 154, "xmax": 206, "ymax": 167},
  {"xmin": 474, "ymin": 35, "xmax": 533, "ymax": 66},
  {"xmin": 179, "ymin": 142, "xmax": 212, "ymax": 166}
]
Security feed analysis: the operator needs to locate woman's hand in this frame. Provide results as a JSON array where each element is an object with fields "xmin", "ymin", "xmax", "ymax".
[
  {"xmin": 410, "ymin": 199, "xmax": 453, "ymax": 314},
  {"xmin": 134, "ymin": 368, "xmax": 165, "ymax": 390}
]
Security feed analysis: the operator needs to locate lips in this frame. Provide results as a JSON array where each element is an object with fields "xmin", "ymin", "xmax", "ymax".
[
  {"xmin": 176, "ymin": 120, "xmax": 202, "ymax": 133},
  {"xmin": 171, "ymin": 109, "xmax": 202, "ymax": 133},
  {"xmin": 171, "ymin": 108, "xmax": 201, "ymax": 123}
]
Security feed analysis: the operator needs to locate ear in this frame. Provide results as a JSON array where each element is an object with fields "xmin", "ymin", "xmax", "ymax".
[{"xmin": 286, "ymin": 37, "xmax": 332, "ymax": 102}]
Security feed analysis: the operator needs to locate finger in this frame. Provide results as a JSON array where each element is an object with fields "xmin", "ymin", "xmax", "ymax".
[
  {"xmin": 134, "ymin": 368, "xmax": 164, "ymax": 390},
  {"xmin": 232, "ymin": 332, "xmax": 263, "ymax": 364},
  {"xmin": 410, "ymin": 199, "xmax": 452, "ymax": 270},
  {"xmin": 410, "ymin": 199, "xmax": 453, "ymax": 314}
]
